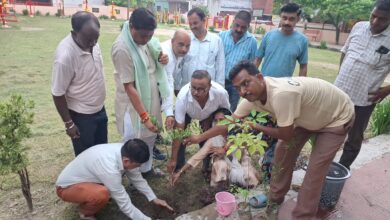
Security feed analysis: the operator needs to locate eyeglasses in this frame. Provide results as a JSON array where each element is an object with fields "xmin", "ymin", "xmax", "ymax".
[{"xmin": 190, "ymin": 85, "xmax": 208, "ymax": 94}]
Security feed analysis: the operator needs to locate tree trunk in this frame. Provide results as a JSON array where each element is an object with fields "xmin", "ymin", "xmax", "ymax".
[
  {"xmin": 18, "ymin": 167, "xmax": 33, "ymax": 212},
  {"xmin": 335, "ymin": 25, "xmax": 341, "ymax": 45}
]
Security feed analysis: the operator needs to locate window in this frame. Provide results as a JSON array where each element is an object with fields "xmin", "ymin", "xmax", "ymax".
[
  {"xmin": 115, "ymin": 9, "xmax": 120, "ymax": 14},
  {"xmin": 92, "ymin": 8, "xmax": 99, "ymax": 13}
]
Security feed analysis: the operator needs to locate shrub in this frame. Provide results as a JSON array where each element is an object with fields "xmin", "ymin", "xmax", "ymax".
[
  {"xmin": 255, "ymin": 27, "xmax": 266, "ymax": 35},
  {"xmin": 0, "ymin": 94, "xmax": 35, "ymax": 211},
  {"xmin": 370, "ymin": 99, "xmax": 390, "ymax": 136},
  {"xmin": 99, "ymin": 15, "xmax": 109, "ymax": 20},
  {"xmin": 319, "ymin": 41, "xmax": 327, "ymax": 49},
  {"xmin": 45, "ymin": 12, "xmax": 50, "ymax": 16},
  {"xmin": 22, "ymin": 9, "xmax": 29, "ymax": 16},
  {"xmin": 35, "ymin": 10, "xmax": 41, "ymax": 16},
  {"xmin": 55, "ymin": 9, "xmax": 61, "ymax": 17},
  {"xmin": 208, "ymin": 26, "xmax": 215, "ymax": 32},
  {"xmin": 180, "ymin": 16, "xmax": 186, "ymax": 24},
  {"xmin": 168, "ymin": 18, "xmax": 174, "ymax": 24}
]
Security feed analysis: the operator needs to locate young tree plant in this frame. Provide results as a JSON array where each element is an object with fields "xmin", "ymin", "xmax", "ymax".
[
  {"xmin": 218, "ymin": 110, "xmax": 269, "ymax": 160},
  {"xmin": 0, "ymin": 94, "xmax": 34, "ymax": 211}
]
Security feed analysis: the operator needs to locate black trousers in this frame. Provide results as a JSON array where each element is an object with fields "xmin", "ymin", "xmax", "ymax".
[
  {"xmin": 69, "ymin": 107, "xmax": 108, "ymax": 156},
  {"xmin": 175, "ymin": 114, "xmax": 213, "ymax": 171},
  {"xmin": 339, "ymin": 104, "xmax": 376, "ymax": 169}
]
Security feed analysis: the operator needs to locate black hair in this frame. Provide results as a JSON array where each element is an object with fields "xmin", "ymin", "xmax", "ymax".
[
  {"xmin": 129, "ymin": 8, "xmax": 157, "ymax": 31},
  {"xmin": 235, "ymin": 10, "xmax": 252, "ymax": 24},
  {"xmin": 213, "ymin": 108, "xmax": 232, "ymax": 119},
  {"xmin": 121, "ymin": 139, "xmax": 150, "ymax": 164},
  {"xmin": 192, "ymin": 70, "xmax": 211, "ymax": 82},
  {"xmin": 375, "ymin": 0, "xmax": 390, "ymax": 11},
  {"xmin": 229, "ymin": 60, "xmax": 260, "ymax": 81},
  {"xmin": 71, "ymin": 11, "xmax": 100, "ymax": 32},
  {"xmin": 280, "ymin": 3, "xmax": 302, "ymax": 17},
  {"xmin": 187, "ymin": 7, "xmax": 206, "ymax": 21}
]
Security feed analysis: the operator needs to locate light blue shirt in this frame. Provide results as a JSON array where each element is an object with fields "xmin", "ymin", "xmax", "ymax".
[
  {"xmin": 179, "ymin": 32, "xmax": 225, "ymax": 89},
  {"xmin": 219, "ymin": 30, "xmax": 258, "ymax": 79},
  {"xmin": 256, "ymin": 29, "xmax": 308, "ymax": 77}
]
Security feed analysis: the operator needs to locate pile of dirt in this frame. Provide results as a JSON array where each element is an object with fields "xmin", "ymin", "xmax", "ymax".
[{"xmin": 97, "ymin": 166, "xmax": 227, "ymax": 219}]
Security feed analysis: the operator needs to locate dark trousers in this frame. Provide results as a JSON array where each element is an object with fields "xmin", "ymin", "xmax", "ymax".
[
  {"xmin": 69, "ymin": 107, "xmax": 108, "ymax": 156},
  {"xmin": 339, "ymin": 104, "xmax": 376, "ymax": 169},
  {"xmin": 175, "ymin": 114, "xmax": 213, "ymax": 171},
  {"xmin": 225, "ymin": 79, "xmax": 240, "ymax": 112}
]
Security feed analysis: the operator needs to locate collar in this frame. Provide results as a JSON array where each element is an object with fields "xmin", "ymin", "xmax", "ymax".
[
  {"xmin": 69, "ymin": 34, "xmax": 93, "ymax": 56},
  {"xmin": 191, "ymin": 31, "xmax": 211, "ymax": 42}
]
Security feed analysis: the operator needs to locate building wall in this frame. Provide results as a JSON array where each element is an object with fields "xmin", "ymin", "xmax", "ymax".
[
  {"xmin": 13, "ymin": 4, "xmax": 129, "ymax": 19},
  {"xmin": 252, "ymin": 0, "xmax": 273, "ymax": 15},
  {"xmin": 207, "ymin": 0, "xmax": 251, "ymax": 16}
]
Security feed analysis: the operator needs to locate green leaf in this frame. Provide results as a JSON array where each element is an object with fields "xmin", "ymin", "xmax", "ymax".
[
  {"xmin": 217, "ymin": 119, "xmax": 231, "ymax": 126},
  {"xmin": 248, "ymin": 145, "xmax": 256, "ymax": 156},
  {"xmin": 228, "ymin": 124, "xmax": 235, "ymax": 132},
  {"xmin": 250, "ymin": 110, "xmax": 257, "ymax": 117},
  {"xmin": 235, "ymin": 149, "xmax": 242, "ymax": 160},
  {"xmin": 226, "ymin": 145, "xmax": 237, "ymax": 156}
]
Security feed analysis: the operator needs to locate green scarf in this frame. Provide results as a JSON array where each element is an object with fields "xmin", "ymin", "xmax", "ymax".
[{"xmin": 120, "ymin": 21, "xmax": 170, "ymax": 128}]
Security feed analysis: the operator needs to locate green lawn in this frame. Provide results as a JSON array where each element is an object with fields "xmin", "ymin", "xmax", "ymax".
[{"xmin": 0, "ymin": 16, "xmax": 341, "ymax": 219}]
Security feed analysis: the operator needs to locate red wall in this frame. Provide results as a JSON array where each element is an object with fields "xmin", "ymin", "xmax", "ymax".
[{"xmin": 252, "ymin": 0, "xmax": 273, "ymax": 15}]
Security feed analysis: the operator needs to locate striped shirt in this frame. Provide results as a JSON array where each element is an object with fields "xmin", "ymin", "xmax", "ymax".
[
  {"xmin": 335, "ymin": 21, "xmax": 390, "ymax": 106},
  {"xmin": 219, "ymin": 30, "xmax": 258, "ymax": 79},
  {"xmin": 179, "ymin": 32, "xmax": 225, "ymax": 89}
]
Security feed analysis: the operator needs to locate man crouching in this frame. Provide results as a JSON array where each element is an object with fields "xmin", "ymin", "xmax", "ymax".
[{"xmin": 56, "ymin": 139, "xmax": 173, "ymax": 220}]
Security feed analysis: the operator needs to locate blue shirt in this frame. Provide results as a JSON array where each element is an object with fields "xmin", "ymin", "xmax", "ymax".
[
  {"xmin": 256, "ymin": 29, "xmax": 308, "ymax": 77},
  {"xmin": 219, "ymin": 30, "xmax": 258, "ymax": 79}
]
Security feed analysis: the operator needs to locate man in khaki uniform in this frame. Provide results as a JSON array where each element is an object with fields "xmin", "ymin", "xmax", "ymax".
[{"xmin": 184, "ymin": 61, "xmax": 355, "ymax": 219}]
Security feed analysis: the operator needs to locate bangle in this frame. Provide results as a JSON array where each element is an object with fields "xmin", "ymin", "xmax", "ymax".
[
  {"xmin": 64, "ymin": 120, "xmax": 73, "ymax": 125},
  {"xmin": 66, "ymin": 123, "xmax": 75, "ymax": 130},
  {"xmin": 141, "ymin": 115, "xmax": 150, "ymax": 124},
  {"xmin": 140, "ymin": 112, "xmax": 149, "ymax": 120}
]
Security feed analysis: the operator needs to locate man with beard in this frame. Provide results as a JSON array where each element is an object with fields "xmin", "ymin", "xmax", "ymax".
[
  {"xmin": 254, "ymin": 3, "xmax": 308, "ymax": 77},
  {"xmin": 219, "ymin": 10, "xmax": 257, "ymax": 112},
  {"xmin": 178, "ymin": 7, "xmax": 225, "ymax": 89}
]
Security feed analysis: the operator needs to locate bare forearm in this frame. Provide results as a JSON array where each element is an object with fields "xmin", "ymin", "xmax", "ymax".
[
  {"xmin": 171, "ymin": 140, "xmax": 181, "ymax": 161},
  {"xmin": 299, "ymin": 64, "xmax": 307, "ymax": 76},
  {"xmin": 52, "ymin": 95, "xmax": 71, "ymax": 122},
  {"xmin": 254, "ymin": 124, "xmax": 293, "ymax": 142},
  {"xmin": 198, "ymin": 125, "xmax": 228, "ymax": 143},
  {"xmin": 124, "ymin": 83, "xmax": 146, "ymax": 115}
]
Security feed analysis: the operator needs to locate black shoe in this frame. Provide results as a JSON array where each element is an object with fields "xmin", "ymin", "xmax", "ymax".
[{"xmin": 153, "ymin": 146, "xmax": 167, "ymax": 161}]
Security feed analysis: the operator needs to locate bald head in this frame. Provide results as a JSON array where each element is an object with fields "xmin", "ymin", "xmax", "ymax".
[{"xmin": 171, "ymin": 30, "xmax": 191, "ymax": 57}]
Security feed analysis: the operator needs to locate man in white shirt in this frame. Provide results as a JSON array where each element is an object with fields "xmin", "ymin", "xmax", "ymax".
[
  {"xmin": 56, "ymin": 139, "xmax": 173, "ymax": 220},
  {"xmin": 178, "ymin": 7, "xmax": 225, "ymax": 90},
  {"xmin": 52, "ymin": 11, "xmax": 107, "ymax": 156},
  {"xmin": 167, "ymin": 70, "xmax": 230, "ymax": 174},
  {"xmin": 161, "ymin": 30, "xmax": 191, "ymax": 95}
]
